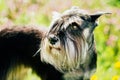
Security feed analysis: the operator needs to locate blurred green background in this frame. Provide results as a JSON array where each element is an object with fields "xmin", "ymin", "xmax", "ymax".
[{"xmin": 0, "ymin": 0, "xmax": 120, "ymax": 80}]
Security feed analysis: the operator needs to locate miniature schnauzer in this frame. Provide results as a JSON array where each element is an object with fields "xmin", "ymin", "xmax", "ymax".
[
  {"xmin": 0, "ymin": 7, "xmax": 109, "ymax": 80},
  {"xmin": 40, "ymin": 7, "xmax": 109, "ymax": 80}
]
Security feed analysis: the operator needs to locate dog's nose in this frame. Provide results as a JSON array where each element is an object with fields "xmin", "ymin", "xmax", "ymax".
[{"xmin": 48, "ymin": 34, "xmax": 59, "ymax": 45}]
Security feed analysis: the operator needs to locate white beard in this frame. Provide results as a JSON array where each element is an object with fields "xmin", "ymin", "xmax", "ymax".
[{"xmin": 40, "ymin": 36, "xmax": 89, "ymax": 73}]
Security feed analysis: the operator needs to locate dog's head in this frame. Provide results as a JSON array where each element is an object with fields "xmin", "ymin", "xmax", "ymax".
[{"xmin": 40, "ymin": 7, "xmax": 108, "ymax": 73}]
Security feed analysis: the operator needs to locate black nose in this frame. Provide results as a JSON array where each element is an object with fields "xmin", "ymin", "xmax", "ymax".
[{"xmin": 48, "ymin": 35, "xmax": 59, "ymax": 45}]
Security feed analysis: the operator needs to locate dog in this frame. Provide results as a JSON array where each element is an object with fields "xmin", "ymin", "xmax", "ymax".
[
  {"xmin": 40, "ymin": 7, "xmax": 109, "ymax": 80},
  {"xmin": 0, "ymin": 7, "xmax": 109, "ymax": 80}
]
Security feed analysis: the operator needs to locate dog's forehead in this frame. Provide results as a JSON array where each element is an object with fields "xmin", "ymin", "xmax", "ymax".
[
  {"xmin": 61, "ymin": 8, "xmax": 90, "ymax": 24},
  {"xmin": 61, "ymin": 15, "xmax": 83, "ymax": 29},
  {"xmin": 61, "ymin": 11, "xmax": 90, "ymax": 29},
  {"xmin": 49, "ymin": 8, "xmax": 91, "ymax": 32}
]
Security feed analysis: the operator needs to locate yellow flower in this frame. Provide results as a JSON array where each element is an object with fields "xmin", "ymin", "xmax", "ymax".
[
  {"xmin": 90, "ymin": 74, "xmax": 97, "ymax": 80},
  {"xmin": 112, "ymin": 75, "xmax": 119, "ymax": 80},
  {"xmin": 114, "ymin": 61, "xmax": 120, "ymax": 69}
]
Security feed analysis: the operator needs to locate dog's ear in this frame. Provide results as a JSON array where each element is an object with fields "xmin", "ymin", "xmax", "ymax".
[
  {"xmin": 83, "ymin": 12, "xmax": 111, "ymax": 39},
  {"xmin": 90, "ymin": 12, "xmax": 111, "ymax": 22}
]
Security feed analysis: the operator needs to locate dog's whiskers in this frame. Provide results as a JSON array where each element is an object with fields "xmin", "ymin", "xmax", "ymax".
[{"xmin": 32, "ymin": 48, "xmax": 41, "ymax": 57}]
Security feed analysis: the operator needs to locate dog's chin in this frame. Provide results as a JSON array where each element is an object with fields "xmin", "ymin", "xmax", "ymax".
[{"xmin": 40, "ymin": 36, "xmax": 90, "ymax": 74}]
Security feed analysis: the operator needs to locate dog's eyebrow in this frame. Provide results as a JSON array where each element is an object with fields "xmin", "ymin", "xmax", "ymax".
[
  {"xmin": 49, "ymin": 20, "xmax": 64, "ymax": 33},
  {"xmin": 58, "ymin": 20, "xmax": 64, "ymax": 30},
  {"xmin": 48, "ymin": 21, "xmax": 58, "ymax": 33}
]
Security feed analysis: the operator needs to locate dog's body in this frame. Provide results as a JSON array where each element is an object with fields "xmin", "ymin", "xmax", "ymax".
[
  {"xmin": 0, "ymin": 7, "xmax": 108, "ymax": 80},
  {"xmin": 0, "ymin": 26, "xmax": 63, "ymax": 80}
]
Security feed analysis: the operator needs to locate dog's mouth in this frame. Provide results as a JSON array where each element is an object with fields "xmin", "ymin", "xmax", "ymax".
[{"xmin": 49, "ymin": 46, "xmax": 61, "ymax": 51}]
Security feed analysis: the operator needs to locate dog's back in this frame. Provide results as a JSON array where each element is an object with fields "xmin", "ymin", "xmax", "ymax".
[{"xmin": 0, "ymin": 26, "xmax": 62, "ymax": 80}]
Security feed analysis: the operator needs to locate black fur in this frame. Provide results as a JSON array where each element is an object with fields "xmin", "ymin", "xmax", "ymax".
[{"xmin": 0, "ymin": 26, "xmax": 63, "ymax": 80}]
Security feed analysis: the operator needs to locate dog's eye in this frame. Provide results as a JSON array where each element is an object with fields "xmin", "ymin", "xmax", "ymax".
[
  {"xmin": 68, "ymin": 24, "xmax": 78, "ymax": 31},
  {"xmin": 68, "ymin": 23, "xmax": 82, "ymax": 31},
  {"xmin": 67, "ymin": 23, "xmax": 83, "ymax": 36},
  {"xmin": 67, "ymin": 25, "xmax": 77, "ymax": 33},
  {"xmin": 72, "ymin": 25, "xmax": 78, "ymax": 30}
]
